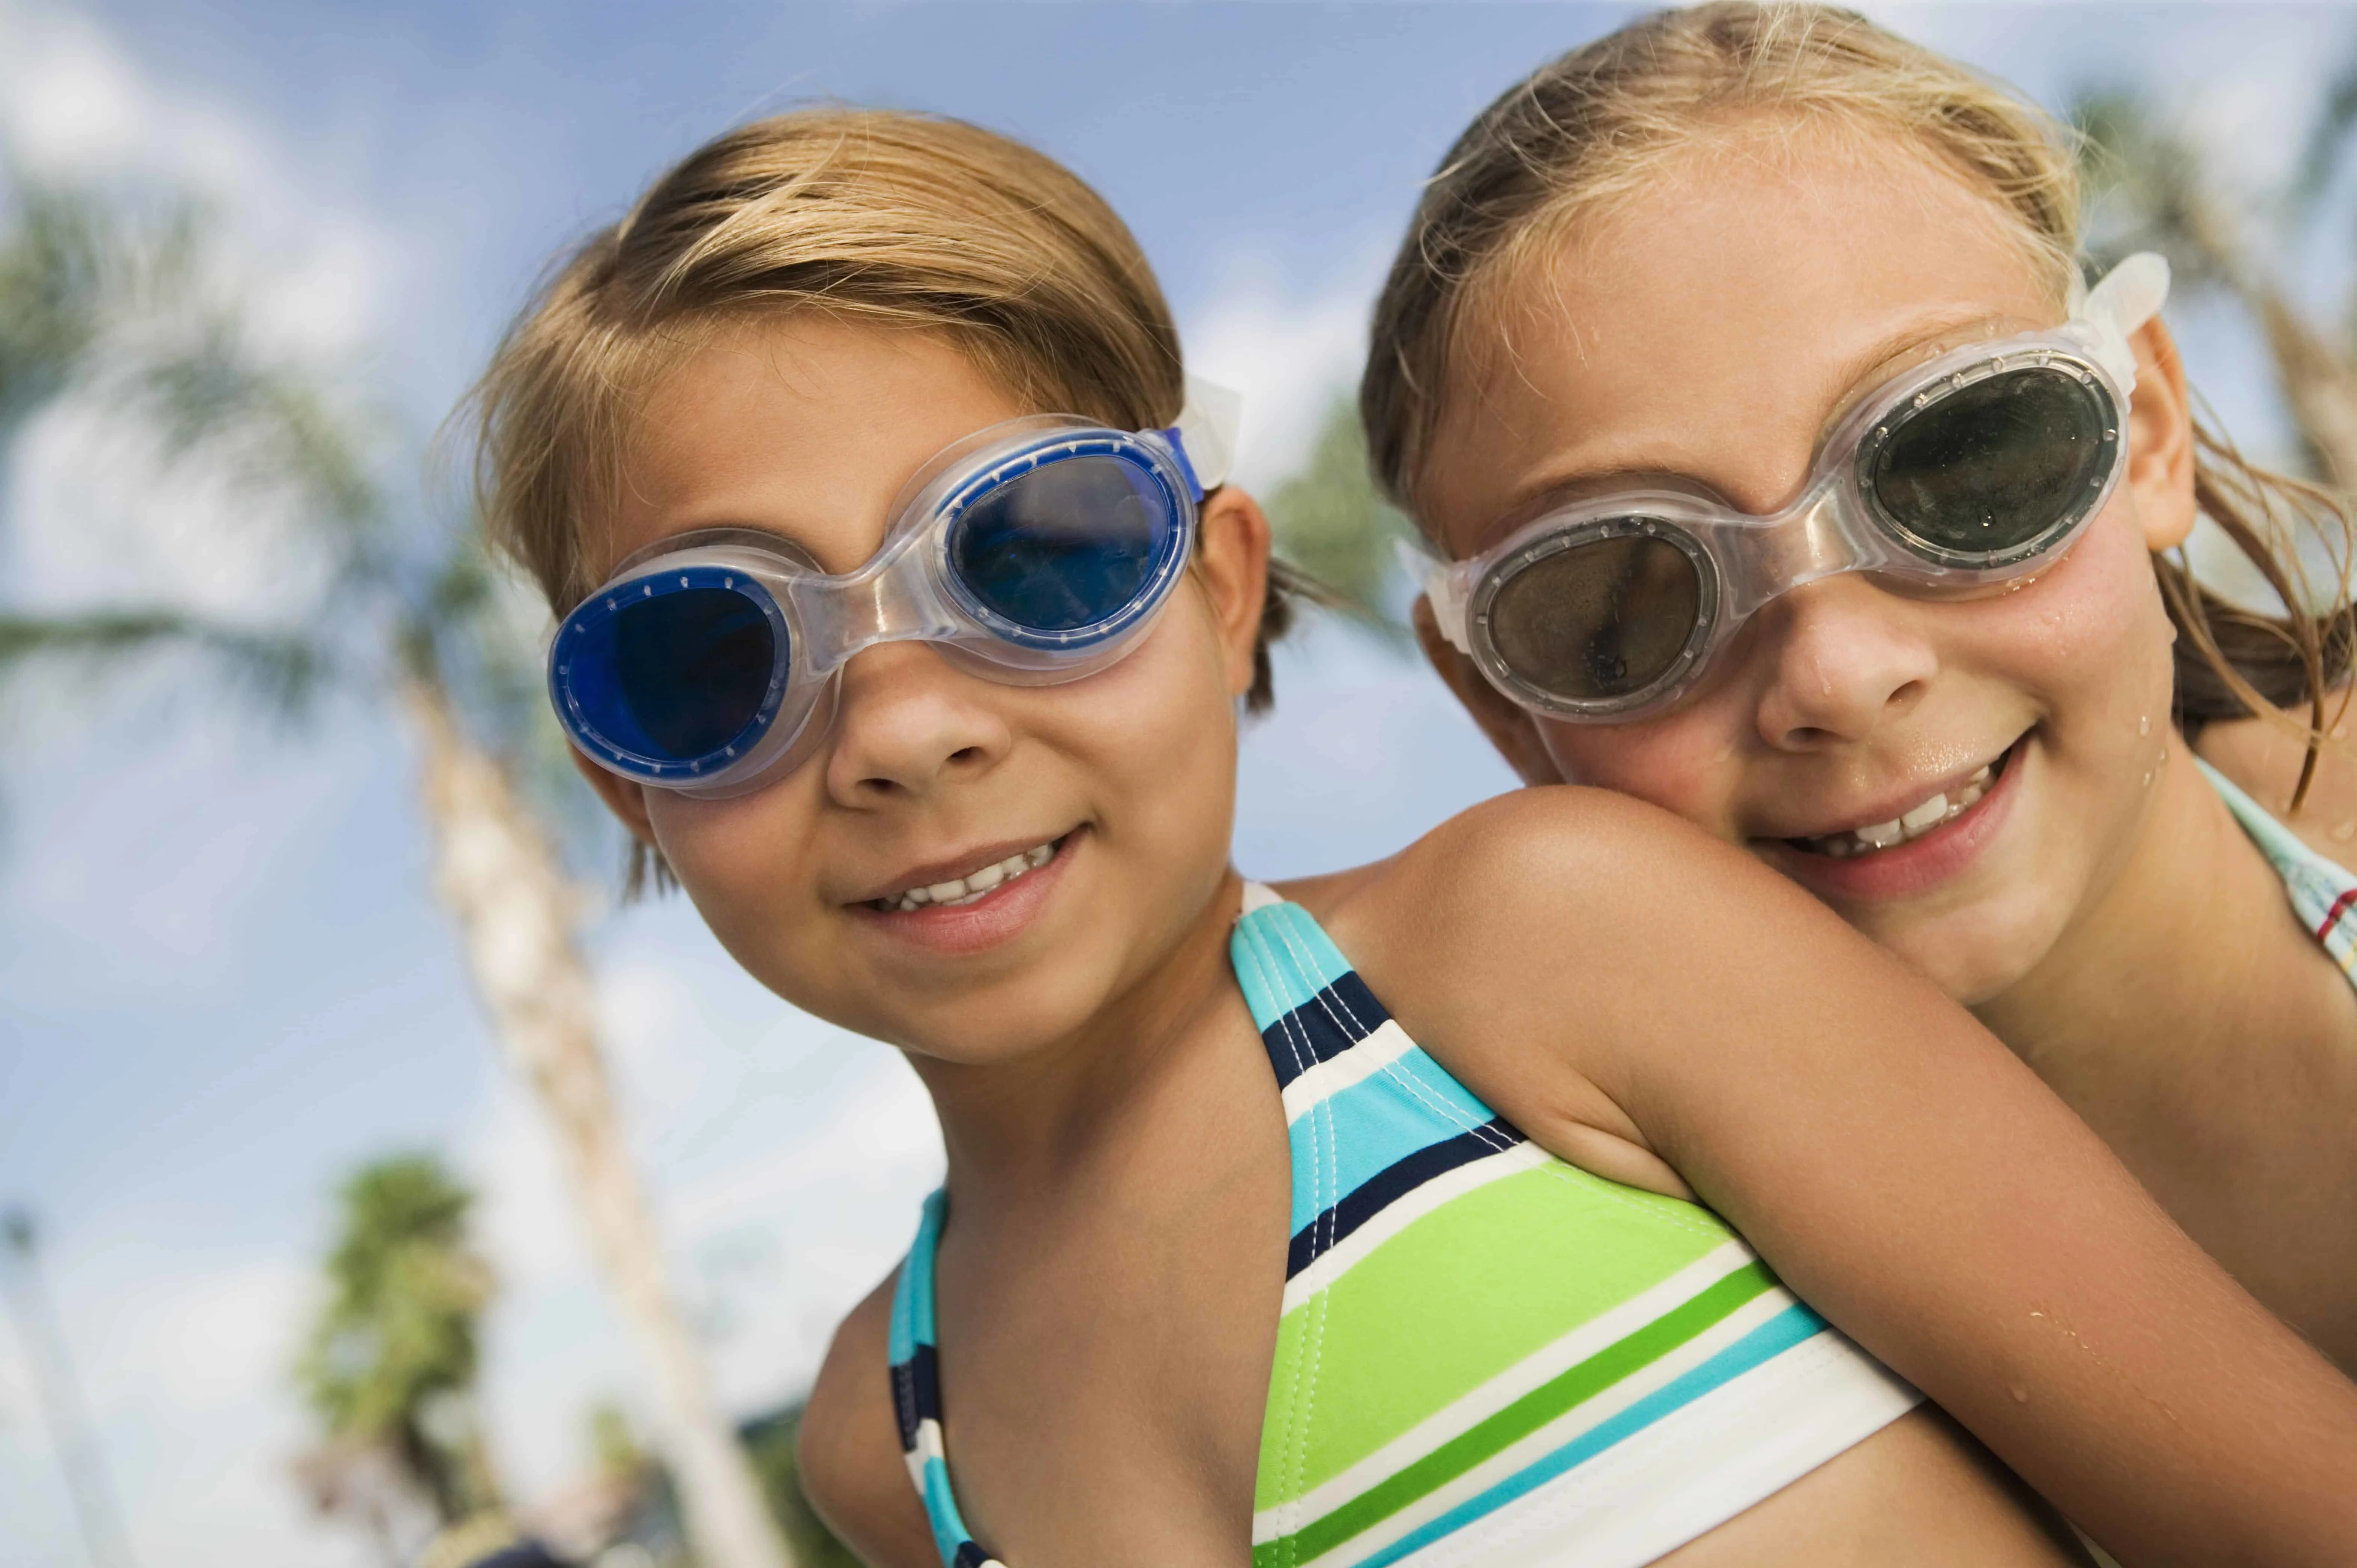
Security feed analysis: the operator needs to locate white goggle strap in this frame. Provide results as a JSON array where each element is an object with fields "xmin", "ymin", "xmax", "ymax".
[
  {"xmin": 1397, "ymin": 538, "xmax": 1475, "ymax": 654},
  {"xmin": 1174, "ymin": 376, "xmax": 1243, "ymax": 494},
  {"xmin": 2069, "ymin": 251, "xmax": 2170, "ymax": 395}
]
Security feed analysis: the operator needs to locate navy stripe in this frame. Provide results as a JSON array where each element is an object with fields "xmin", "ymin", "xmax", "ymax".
[
  {"xmin": 1286, "ymin": 1118, "xmax": 1525, "ymax": 1277},
  {"xmin": 1260, "ymin": 972, "xmax": 1392, "ymax": 1088},
  {"xmin": 889, "ymin": 1342, "xmax": 941, "ymax": 1449},
  {"xmin": 953, "ymin": 1542, "xmax": 994, "ymax": 1568}
]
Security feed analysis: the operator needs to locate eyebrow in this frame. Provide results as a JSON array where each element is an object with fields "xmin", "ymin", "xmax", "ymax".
[{"xmin": 1479, "ymin": 305, "xmax": 2040, "ymax": 540}]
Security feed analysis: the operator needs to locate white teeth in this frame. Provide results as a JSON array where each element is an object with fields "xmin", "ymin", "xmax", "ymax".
[
  {"xmin": 1899, "ymin": 793, "xmax": 1950, "ymax": 834},
  {"xmin": 1800, "ymin": 762, "xmax": 1997, "ymax": 859},
  {"xmin": 875, "ymin": 839, "xmax": 1061, "ymax": 912}
]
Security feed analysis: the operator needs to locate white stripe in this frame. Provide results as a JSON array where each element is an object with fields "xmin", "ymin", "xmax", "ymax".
[
  {"xmin": 903, "ymin": 1416, "xmax": 946, "ymax": 1495},
  {"xmin": 1280, "ymin": 1142, "xmax": 1550, "ymax": 1313},
  {"xmin": 1256, "ymin": 1242, "xmax": 1761, "ymax": 1546},
  {"xmin": 1241, "ymin": 879, "xmax": 1285, "ymax": 915},
  {"xmin": 1402, "ymin": 1331, "xmax": 1920, "ymax": 1567},
  {"xmin": 1281, "ymin": 1019, "xmax": 1419, "ymax": 1124}
]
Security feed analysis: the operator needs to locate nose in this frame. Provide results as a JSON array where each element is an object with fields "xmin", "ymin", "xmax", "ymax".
[
  {"xmin": 823, "ymin": 642, "xmax": 1013, "ymax": 807},
  {"xmin": 1748, "ymin": 576, "xmax": 1939, "ymax": 751}
]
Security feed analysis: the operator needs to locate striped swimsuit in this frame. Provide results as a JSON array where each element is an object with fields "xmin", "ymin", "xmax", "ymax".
[
  {"xmin": 2202, "ymin": 758, "xmax": 2357, "ymax": 967},
  {"xmin": 890, "ymin": 883, "xmax": 1919, "ymax": 1567}
]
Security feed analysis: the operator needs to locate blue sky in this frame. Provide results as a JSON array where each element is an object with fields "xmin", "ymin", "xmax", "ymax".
[{"xmin": 2, "ymin": 3, "xmax": 2353, "ymax": 1563}]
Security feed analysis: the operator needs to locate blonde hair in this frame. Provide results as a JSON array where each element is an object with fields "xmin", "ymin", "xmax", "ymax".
[
  {"xmin": 469, "ymin": 108, "xmax": 1302, "ymax": 888},
  {"xmin": 1365, "ymin": 2, "xmax": 2353, "ymax": 800}
]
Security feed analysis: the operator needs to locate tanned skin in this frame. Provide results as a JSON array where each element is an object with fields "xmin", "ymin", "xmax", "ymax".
[
  {"xmin": 1413, "ymin": 123, "xmax": 2357, "ymax": 1374},
  {"xmin": 568, "ymin": 316, "xmax": 2357, "ymax": 1566}
]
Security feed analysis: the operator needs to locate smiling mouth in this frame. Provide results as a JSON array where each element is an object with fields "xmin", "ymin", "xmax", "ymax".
[
  {"xmin": 1786, "ymin": 745, "xmax": 2016, "ymax": 860},
  {"xmin": 866, "ymin": 834, "xmax": 1069, "ymax": 912}
]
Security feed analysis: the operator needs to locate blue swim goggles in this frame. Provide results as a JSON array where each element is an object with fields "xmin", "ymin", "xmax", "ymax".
[{"xmin": 549, "ymin": 381, "xmax": 1240, "ymax": 797}]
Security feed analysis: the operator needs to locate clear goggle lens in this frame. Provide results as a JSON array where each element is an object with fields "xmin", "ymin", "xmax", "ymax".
[{"xmin": 1479, "ymin": 359, "xmax": 2117, "ymax": 710}]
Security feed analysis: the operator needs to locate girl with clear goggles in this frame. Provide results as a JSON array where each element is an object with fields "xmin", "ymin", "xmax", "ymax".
[
  {"xmin": 548, "ymin": 381, "xmax": 1239, "ymax": 797},
  {"xmin": 1413, "ymin": 254, "xmax": 2168, "ymax": 722}
]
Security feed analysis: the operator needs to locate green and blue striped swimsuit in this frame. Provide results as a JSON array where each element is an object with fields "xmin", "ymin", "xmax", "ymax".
[{"xmin": 889, "ymin": 883, "xmax": 1919, "ymax": 1567}]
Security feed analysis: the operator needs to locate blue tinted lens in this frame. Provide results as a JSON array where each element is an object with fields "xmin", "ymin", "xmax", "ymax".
[
  {"xmin": 561, "ymin": 583, "xmax": 781, "ymax": 765},
  {"xmin": 947, "ymin": 454, "xmax": 1176, "ymax": 633}
]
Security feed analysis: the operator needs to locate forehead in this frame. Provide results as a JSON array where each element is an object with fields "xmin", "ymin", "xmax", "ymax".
[
  {"xmin": 1421, "ymin": 127, "xmax": 2057, "ymax": 551},
  {"xmin": 605, "ymin": 316, "xmax": 1027, "ymax": 576}
]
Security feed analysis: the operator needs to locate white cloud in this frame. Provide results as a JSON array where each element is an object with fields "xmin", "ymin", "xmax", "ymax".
[{"xmin": 1182, "ymin": 252, "xmax": 1386, "ymax": 493}]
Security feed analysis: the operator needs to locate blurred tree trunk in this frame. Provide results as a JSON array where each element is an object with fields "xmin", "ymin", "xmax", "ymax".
[{"xmin": 401, "ymin": 675, "xmax": 793, "ymax": 1568}]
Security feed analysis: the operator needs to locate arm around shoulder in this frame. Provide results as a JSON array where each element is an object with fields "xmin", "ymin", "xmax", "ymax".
[
  {"xmin": 797, "ymin": 1271, "xmax": 941, "ymax": 1568},
  {"xmin": 1330, "ymin": 784, "xmax": 2357, "ymax": 1566}
]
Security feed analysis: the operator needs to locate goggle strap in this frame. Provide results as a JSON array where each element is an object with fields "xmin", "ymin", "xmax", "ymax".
[
  {"xmin": 1397, "ymin": 538, "xmax": 1473, "ymax": 654},
  {"xmin": 1175, "ymin": 376, "xmax": 1242, "ymax": 492},
  {"xmin": 2072, "ymin": 251, "xmax": 2171, "ymax": 395}
]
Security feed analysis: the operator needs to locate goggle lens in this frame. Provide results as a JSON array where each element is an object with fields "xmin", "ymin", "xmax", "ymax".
[
  {"xmin": 948, "ymin": 454, "xmax": 1176, "ymax": 633},
  {"xmin": 1489, "ymin": 532, "xmax": 1703, "ymax": 704},
  {"xmin": 1868, "ymin": 365, "xmax": 2111, "ymax": 561},
  {"xmin": 563, "ymin": 583, "xmax": 781, "ymax": 766}
]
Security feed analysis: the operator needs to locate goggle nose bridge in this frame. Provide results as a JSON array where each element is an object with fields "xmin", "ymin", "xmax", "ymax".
[
  {"xmin": 1712, "ymin": 485, "xmax": 1875, "ymax": 623},
  {"xmin": 781, "ymin": 529, "xmax": 966, "ymax": 680}
]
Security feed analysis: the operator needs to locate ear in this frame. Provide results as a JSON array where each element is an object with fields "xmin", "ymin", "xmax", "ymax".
[
  {"xmin": 1195, "ymin": 486, "xmax": 1273, "ymax": 700},
  {"xmin": 569, "ymin": 745, "xmax": 661, "ymax": 847},
  {"xmin": 2124, "ymin": 315, "xmax": 2197, "ymax": 553},
  {"xmin": 1412, "ymin": 594, "xmax": 1565, "ymax": 786}
]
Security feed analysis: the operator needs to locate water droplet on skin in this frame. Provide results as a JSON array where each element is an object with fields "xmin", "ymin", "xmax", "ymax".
[
  {"xmin": 2335, "ymin": 724, "xmax": 2349, "ymax": 741},
  {"xmin": 2138, "ymin": 715, "xmax": 2150, "ymax": 737},
  {"xmin": 2010, "ymin": 1384, "xmax": 2032, "ymax": 1405},
  {"xmin": 2142, "ymin": 770, "xmax": 2153, "ymax": 787},
  {"xmin": 2334, "ymin": 822, "xmax": 2355, "ymax": 843}
]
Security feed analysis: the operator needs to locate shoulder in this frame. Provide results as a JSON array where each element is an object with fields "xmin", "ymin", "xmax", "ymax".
[
  {"xmin": 1301, "ymin": 784, "xmax": 1832, "ymax": 989},
  {"xmin": 797, "ymin": 1269, "xmax": 940, "ymax": 1568},
  {"xmin": 2195, "ymin": 708, "xmax": 2357, "ymax": 875}
]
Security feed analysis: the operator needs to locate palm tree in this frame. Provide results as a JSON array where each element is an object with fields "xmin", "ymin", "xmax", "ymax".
[
  {"xmin": 2074, "ymin": 79, "xmax": 2357, "ymax": 487},
  {"xmin": 1262, "ymin": 391, "xmax": 1416, "ymax": 633},
  {"xmin": 298, "ymin": 1155, "xmax": 500, "ymax": 1527},
  {"xmin": 0, "ymin": 174, "xmax": 793, "ymax": 1568}
]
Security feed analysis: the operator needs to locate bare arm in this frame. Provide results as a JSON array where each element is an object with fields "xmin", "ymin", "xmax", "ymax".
[
  {"xmin": 1327, "ymin": 787, "xmax": 2357, "ymax": 1567},
  {"xmin": 798, "ymin": 1272, "xmax": 942, "ymax": 1568}
]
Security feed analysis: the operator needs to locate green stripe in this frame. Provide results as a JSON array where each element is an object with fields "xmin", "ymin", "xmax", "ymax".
[
  {"xmin": 1256, "ymin": 1166, "xmax": 1733, "ymax": 1502},
  {"xmin": 1267, "ymin": 1260, "xmax": 1779, "ymax": 1565}
]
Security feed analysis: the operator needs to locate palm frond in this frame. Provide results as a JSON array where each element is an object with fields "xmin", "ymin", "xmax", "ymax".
[
  {"xmin": 2071, "ymin": 86, "xmax": 2241, "ymax": 290},
  {"xmin": 2293, "ymin": 57, "xmax": 2357, "ymax": 217},
  {"xmin": 0, "ymin": 608, "xmax": 332, "ymax": 718},
  {"xmin": 1264, "ymin": 394, "xmax": 1414, "ymax": 641}
]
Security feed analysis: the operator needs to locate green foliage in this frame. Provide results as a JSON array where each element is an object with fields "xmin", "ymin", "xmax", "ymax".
[
  {"xmin": 297, "ymin": 1155, "xmax": 496, "ymax": 1523},
  {"xmin": 1263, "ymin": 393, "xmax": 1413, "ymax": 636},
  {"xmin": 741, "ymin": 1405, "xmax": 863, "ymax": 1568},
  {"xmin": 2071, "ymin": 87, "xmax": 2236, "ymax": 289},
  {"xmin": 0, "ymin": 170, "xmax": 613, "ymax": 869}
]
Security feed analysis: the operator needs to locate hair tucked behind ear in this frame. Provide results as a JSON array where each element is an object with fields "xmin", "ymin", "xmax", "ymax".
[
  {"xmin": 467, "ymin": 107, "xmax": 1309, "ymax": 894},
  {"xmin": 1364, "ymin": 0, "xmax": 2356, "ymax": 806}
]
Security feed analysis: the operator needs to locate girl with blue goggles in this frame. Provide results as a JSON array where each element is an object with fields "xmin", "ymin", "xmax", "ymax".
[{"xmin": 549, "ymin": 382, "xmax": 1239, "ymax": 796}]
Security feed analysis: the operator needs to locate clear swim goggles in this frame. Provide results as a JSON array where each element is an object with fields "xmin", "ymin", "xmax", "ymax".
[
  {"xmin": 549, "ymin": 380, "xmax": 1240, "ymax": 797},
  {"xmin": 1413, "ymin": 253, "xmax": 2171, "ymax": 723}
]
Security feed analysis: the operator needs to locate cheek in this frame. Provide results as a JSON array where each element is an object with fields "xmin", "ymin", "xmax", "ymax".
[
  {"xmin": 642, "ymin": 771, "xmax": 831, "ymax": 937},
  {"xmin": 1959, "ymin": 505, "xmax": 2174, "ymax": 726},
  {"xmin": 1060, "ymin": 603, "xmax": 1240, "ymax": 851},
  {"xmin": 1535, "ymin": 712, "xmax": 1748, "ymax": 832}
]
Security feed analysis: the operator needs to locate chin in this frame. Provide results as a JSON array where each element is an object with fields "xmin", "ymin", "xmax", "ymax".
[{"xmin": 1846, "ymin": 895, "xmax": 2067, "ymax": 1009}]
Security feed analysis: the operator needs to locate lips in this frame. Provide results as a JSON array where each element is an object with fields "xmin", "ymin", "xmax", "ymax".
[
  {"xmin": 866, "ymin": 838, "xmax": 1062, "ymax": 912},
  {"xmin": 1787, "ymin": 752, "xmax": 2007, "ymax": 859},
  {"xmin": 1758, "ymin": 736, "xmax": 2029, "ymax": 903}
]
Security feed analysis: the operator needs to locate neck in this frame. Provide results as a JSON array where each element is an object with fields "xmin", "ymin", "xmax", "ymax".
[
  {"xmin": 1975, "ymin": 735, "xmax": 2283, "ymax": 1079},
  {"xmin": 906, "ymin": 866, "xmax": 1251, "ymax": 1215}
]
